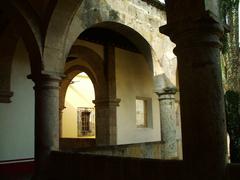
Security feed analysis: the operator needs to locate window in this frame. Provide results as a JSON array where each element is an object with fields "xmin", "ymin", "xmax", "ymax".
[
  {"xmin": 81, "ymin": 111, "xmax": 91, "ymax": 133},
  {"xmin": 136, "ymin": 97, "xmax": 152, "ymax": 128},
  {"xmin": 77, "ymin": 107, "xmax": 95, "ymax": 137}
]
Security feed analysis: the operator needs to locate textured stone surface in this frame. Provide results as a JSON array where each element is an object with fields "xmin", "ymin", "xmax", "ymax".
[
  {"xmin": 161, "ymin": 6, "xmax": 227, "ymax": 180},
  {"xmin": 32, "ymin": 74, "xmax": 61, "ymax": 177},
  {"xmin": 77, "ymin": 141, "xmax": 162, "ymax": 159},
  {"xmin": 159, "ymin": 95, "xmax": 177, "ymax": 158},
  {"xmin": 1, "ymin": 0, "xmax": 240, "ymax": 179},
  {"xmin": 60, "ymin": 138, "xmax": 96, "ymax": 151},
  {"xmin": 66, "ymin": 0, "xmax": 177, "ymax": 84},
  {"xmin": 154, "ymin": 74, "xmax": 178, "ymax": 159},
  {"xmin": 157, "ymin": 92, "xmax": 178, "ymax": 159}
]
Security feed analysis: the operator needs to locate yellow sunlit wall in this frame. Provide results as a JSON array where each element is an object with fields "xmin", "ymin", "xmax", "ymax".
[
  {"xmin": 62, "ymin": 72, "xmax": 95, "ymax": 138},
  {"xmin": 116, "ymin": 48, "xmax": 161, "ymax": 144}
]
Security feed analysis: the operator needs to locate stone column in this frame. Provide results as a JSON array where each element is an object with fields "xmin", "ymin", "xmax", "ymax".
[
  {"xmin": 157, "ymin": 88, "xmax": 177, "ymax": 159},
  {"xmin": 30, "ymin": 74, "xmax": 61, "ymax": 177},
  {"xmin": 160, "ymin": 11, "xmax": 227, "ymax": 179},
  {"xmin": 175, "ymin": 90, "xmax": 183, "ymax": 160},
  {"xmin": 155, "ymin": 74, "xmax": 177, "ymax": 159},
  {"xmin": 93, "ymin": 98, "xmax": 120, "ymax": 145},
  {"xmin": 93, "ymin": 43, "xmax": 120, "ymax": 145}
]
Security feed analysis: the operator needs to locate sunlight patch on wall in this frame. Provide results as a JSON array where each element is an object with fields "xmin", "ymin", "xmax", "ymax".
[{"xmin": 62, "ymin": 72, "xmax": 96, "ymax": 138}]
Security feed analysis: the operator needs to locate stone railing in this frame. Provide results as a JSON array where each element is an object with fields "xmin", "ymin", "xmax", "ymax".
[
  {"xmin": 76, "ymin": 141, "xmax": 163, "ymax": 159},
  {"xmin": 60, "ymin": 138, "xmax": 96, "ymax": 151},
  {"xmin": 60, "ymin": 139, "xmax": 182, "ymax": 160},
  {"xmin": 47, "ymin": 151, "xmax": 184, "ymax": 180}
]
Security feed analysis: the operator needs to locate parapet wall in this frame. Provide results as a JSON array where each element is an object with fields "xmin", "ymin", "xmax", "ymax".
[{"xmin": 77, "ymin": 141, "xmax": 163, "ymax": 159}]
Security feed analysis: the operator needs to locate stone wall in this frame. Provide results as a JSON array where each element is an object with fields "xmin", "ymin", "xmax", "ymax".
[
  {"xmin": 67, "ymin": 0, "xmax": 177, "ymax": 84},
  {"xmin": 77, "ymin": 141, "xmax": 162, "ymax": 159},
  {"xmin": 104, "ymin": 0, "xmax": 176, "ymax": 80},
  {"xmin": 60, "ymin": 138, "xmax": 96, "ymax": 151}
]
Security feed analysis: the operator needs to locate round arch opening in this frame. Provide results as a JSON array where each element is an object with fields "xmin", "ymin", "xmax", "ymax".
[{"xmin": 61, "ymin": 72, "xmax": 96, "ymax": 139}]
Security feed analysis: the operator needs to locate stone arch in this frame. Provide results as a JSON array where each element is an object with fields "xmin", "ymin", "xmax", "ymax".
[
  {"xmin": 0, "ymin": 21, "xmax": 19, "ymax": 103},
  {"xmin": 59, "ymin": 66, "xmax": 97, "ymax": 140},
  {"xmin": 65, "ymin": 21, "xmax": 156, "ymax": 73},
  {"xmin": 0, "ymin": 1, "xmax": 42, "ymax": 74},
  {"xmin": 59, "ymin": 45, "xmax": 108, "ymax": 146},
  {"xmin": 87, "ymin": 21, "xmax": 155, "ymax": 72},
  {"xmin": 0, "ymin": 1, "xmax": 43, "ymax": 103},
  {"xmin": 42, "ymin": 0, "xmax": 84, "ymax": 74},
  {"xmin": 66, "ymin": 45, "xmax": 106, "ymax": 94},
  {"xmin": 42, "ymin": 0, "xmax": 167, "ymax": 146},
  {"xmin": 43, "ymin": 0, "xmax": 163, "ymax": 75},
  {"xmin": 60, "ymin": 66, "xmax": 98, "ymax": 109}
]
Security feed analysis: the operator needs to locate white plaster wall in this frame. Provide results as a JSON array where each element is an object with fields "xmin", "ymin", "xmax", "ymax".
[
  {"xmin": 0, "ymin": 40, "xmax": 34, "ymax": 161},
  {"xmin": 62, "ymin": 74, "xmax": 95, "ymax": 138},
  {"xmin": 116, "ymin": 48, "xmax": 161, "ymax": 144}
]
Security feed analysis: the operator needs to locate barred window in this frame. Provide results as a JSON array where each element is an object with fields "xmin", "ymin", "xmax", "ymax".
[
  {"xmin": 77, "ymin": 107, "xmax": 95, "ymax": 137},
  {"xmin": 81, "ymin": 111, "xmax": 90, "ymax": 132}
]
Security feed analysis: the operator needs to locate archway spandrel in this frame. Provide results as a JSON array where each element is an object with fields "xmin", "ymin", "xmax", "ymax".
[{"xmin": 43, "ymin": 0, "xmax": 84, "ymax": 73}]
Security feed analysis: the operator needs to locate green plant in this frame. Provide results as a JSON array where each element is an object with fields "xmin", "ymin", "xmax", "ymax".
[
  {"xmin": 219, "ymin": 0, "xmax": 240, "ymax": 91},
  {"xmin": 225, "ymin": 90, "xmax": 240, "ymax": 162}
]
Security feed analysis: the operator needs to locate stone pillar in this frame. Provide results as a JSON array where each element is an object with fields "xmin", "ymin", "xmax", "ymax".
[
  {"xmin": 157, "ymin": 88, "xmax": 177, "ymax": 159},
  {"xmin": 104, "ymin": 43, "xmax": 116, "ymax": 100},
  {"xmin": 154, "ymin": 74, "xmax": 177, "ymax": 159},
  {"xmin": 93, "ymin": 98, "xmax": 120, "ymax": 145},
  {"xmin": 30, "ymin": 74, "xmax": 61, "ymax": 177},
  {"xmin": 93, "ymin": 43, "xmax": 120, "ymax": 145},
  {"xmin": 160, "ymin": 11, "xmax": 227, "ymax": 179},
  {"xmin": 154, "ymin": 74, "xmax": 178, "ymax": 159},
  {"xmin": 175, "ymin": 90, "xmax": 183, "ymax": 159}
]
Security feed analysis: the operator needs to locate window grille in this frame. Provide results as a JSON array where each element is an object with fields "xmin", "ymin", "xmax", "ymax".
[{"xmin": 77, "ymin": 107, "xmax": 95, "ymax": 137}]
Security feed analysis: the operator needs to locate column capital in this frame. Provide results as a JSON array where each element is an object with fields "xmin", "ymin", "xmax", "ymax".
[
  {"xmin": 28, "ymin": 73, "xmax": 63, "ymax": 82},
  {"xmin": 154, "ymin": 74, "xmax": 177, "ymax": 99},
  {"xmin": 93, "ymin": 98, "xmax": 121, "ymax": 107},
  {"xmin": 160, "ymin": 11, "xmax": 224, "ymax": 52},
  {"xmin": 156, "ymin": 87, "xmax": 177, "ymax": 101},
  {"xmin": 158, "ymin": 87, "xmax": 177, "ymax": 95},
  {"xmin": 28, "ymin": 72, "xmax": 64, "ymax": 90}
]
